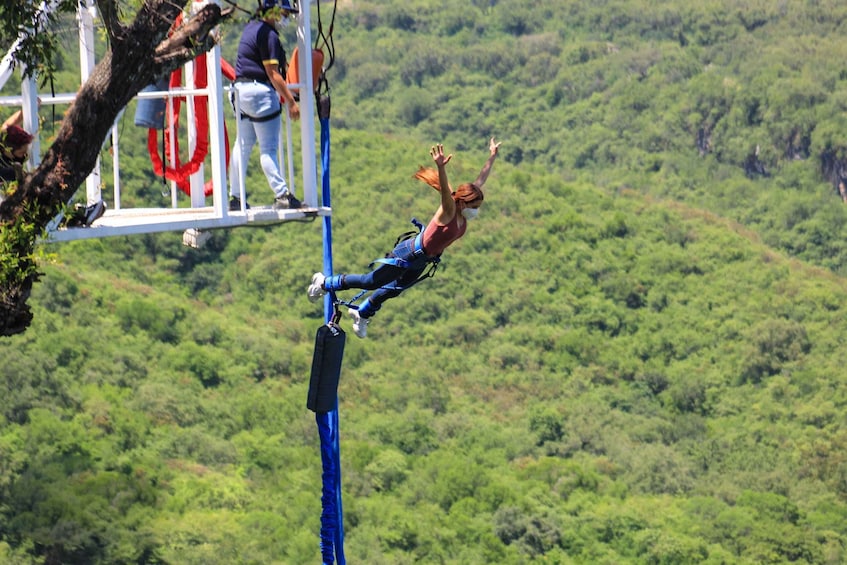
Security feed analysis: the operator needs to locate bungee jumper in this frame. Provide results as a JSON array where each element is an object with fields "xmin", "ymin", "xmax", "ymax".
[{"xmin": 307, "ymin": 137, "xmax": 501, "ymax": 338}]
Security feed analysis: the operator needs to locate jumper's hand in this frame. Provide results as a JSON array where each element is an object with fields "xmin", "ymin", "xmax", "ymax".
[
  {"xmin": 430, "ymin": 143, "xmax": 453, "ymax": 167},
  {"xmin": 489, "ymin": 137, "xmax": 501, "ymax": 156}
]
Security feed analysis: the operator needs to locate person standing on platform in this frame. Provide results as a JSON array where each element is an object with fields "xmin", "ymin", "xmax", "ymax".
[{"xmin": 229, "ymin": 0, "xmax": 304, "ymax": 211}]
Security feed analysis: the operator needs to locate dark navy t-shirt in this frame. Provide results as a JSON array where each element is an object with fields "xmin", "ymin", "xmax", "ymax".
[{"xmin": 235, "ymin": 20, "xmax": 287, "ymax": 82}]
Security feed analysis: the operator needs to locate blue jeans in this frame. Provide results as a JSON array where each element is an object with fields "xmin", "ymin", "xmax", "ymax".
[
  {"xmin": 326, "ymin": 238, "xmax": 431, "ymax": 318},
  {"xmin": 229, "ymin": 81, "xmax": 288, "ymax": 200}
]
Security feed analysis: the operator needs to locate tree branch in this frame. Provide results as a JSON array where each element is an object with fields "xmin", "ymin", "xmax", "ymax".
[
  {"xmin": 95, "ymin": 0, "xmax": 125, "ymax": 45},
  {"xmin": 154, "ymin": 4, "xmax": 231, "ymax": 64}
]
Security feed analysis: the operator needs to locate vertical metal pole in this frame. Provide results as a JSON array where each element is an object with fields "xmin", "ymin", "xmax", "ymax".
[
  {"xmin": 296, "ymin": 0, "xmax": 318, "ymax": 208},
  {"xmin": 111, "ymin": 123, "xmax": 121, "ymax": 209},
  {"xmin": 20, "ymin": 77, "xmax": 39, "ymax": 168},
  {"xmin": 186, "ymin": 56, "xmax": 205, "ymax": 208},
  {"xmin": 285, "ymin": 111, "xmax": 295, "ymax": 197},
  {"xmin": 168, "ymin": 91, "xmax": 178, "ymax": 209},
  {"xmin": 78, "ymin": 0, "xmax": 101, "ymax": 206},
  {"xmin": 205, "ymin": 0, "xmax": 227, "ymax": 218},
  {"xmin": 231, "ymin": 90, "xmax": 248, "ymax": 212},
  {"xmin": 206, "ymin": 0, "xmax": 227, "ymax": 218}
]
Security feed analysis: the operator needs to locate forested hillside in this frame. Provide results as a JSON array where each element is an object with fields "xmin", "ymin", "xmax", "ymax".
[
  {"xmin": 2, "ymin": 0, "xmax": 847, "ymax": 563},
  {"xmin": 325, "ymin": 0, "xmax": 847, "ymax": 274}
]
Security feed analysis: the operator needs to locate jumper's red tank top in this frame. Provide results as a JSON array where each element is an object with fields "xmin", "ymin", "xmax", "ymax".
[{"xmin": 422, "ymin": 213, "xmax": 466, "ymax": 257}]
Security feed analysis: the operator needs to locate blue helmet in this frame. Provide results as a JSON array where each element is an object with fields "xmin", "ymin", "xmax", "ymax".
[{"xmin": 262, "ymin": 0, "xmax": 297, "ymax": 13}]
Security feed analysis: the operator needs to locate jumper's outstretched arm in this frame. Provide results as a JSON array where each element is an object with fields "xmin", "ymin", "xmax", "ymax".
[{"xmin": 473, "ymin": 137, "xmax": 501, "ymax": 188}]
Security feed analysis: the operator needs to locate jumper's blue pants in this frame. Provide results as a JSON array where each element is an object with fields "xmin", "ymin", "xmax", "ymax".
[{"xmin": 325, "ymin": 237, "xmax": 431, "ymax": 318}]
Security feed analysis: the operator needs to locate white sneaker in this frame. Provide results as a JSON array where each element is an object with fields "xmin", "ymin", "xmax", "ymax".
[
  {"xmin": 348, "ymin": 308, "xmax": 370, "ymax": 338},
  {"xmin": 308, "ymin": 272, "xmax": 326, "ymax": 302}
]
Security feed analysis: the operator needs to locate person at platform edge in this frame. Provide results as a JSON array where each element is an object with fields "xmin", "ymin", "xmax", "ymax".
[{"xmin": 229, "ymin": 0, "xmax": 303, "ymax": 211}]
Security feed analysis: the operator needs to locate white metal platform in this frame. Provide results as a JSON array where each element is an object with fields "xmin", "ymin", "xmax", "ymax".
[
  {"xmin": 1, "ymin": 0, "xmax": 325, "ymax": 247},
  {"xmin": 44, "ymin": 205, "xmax": 331, "ymax": 243}
]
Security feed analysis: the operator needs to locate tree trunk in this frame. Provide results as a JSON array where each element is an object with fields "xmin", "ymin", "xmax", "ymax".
[{"xmin": 0, "ymin": 1, "xmax": 228, "ymax": 336}]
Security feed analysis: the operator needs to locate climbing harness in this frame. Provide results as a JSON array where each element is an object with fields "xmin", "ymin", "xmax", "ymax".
[
  {"xmin": 378, "ymin": 217, "xmax": 442, "ymax": 275},
  {"xmin": 331, "ymin": 218, "xmax": 442, "ymax": 311},
  {"xmin": 228, "ymin": 80, "xmax": 284, "ymax": 123},
  {"xmin": 239, "ymin": 106, "xmax": 283, "ymax": 123}
]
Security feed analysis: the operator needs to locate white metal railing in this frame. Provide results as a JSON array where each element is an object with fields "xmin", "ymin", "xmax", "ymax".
[{"xmin": 0, "ymin": 0, "xmax": 326, "ymax": 244}]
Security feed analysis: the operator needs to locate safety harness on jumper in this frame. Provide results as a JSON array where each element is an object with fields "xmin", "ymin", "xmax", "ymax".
[
  {"xmin": 372, "ymin": 217, "xmax": 439, "ymax": 269},
  {"xmin": 332, "ymin": 218, "xmax": 441, "ymax": 310}
]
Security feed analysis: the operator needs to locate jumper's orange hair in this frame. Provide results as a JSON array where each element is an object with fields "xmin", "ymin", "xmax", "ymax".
[
  {"xmin": 413, "ymin": 166, "xmax": 448, "ymax": 192},
  {"xmin": 413, "ymin": 166, "xmax": 484, "ymax": 204}
]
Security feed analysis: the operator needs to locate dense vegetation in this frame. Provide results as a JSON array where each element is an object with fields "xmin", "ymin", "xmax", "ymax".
[
  {"xmin": 326, "ymin": 0, "xmax": 847, "ymax": 275},
  {"xmin": 2, "ymin": 0, "xmax": 847, "ymax": 563}
]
